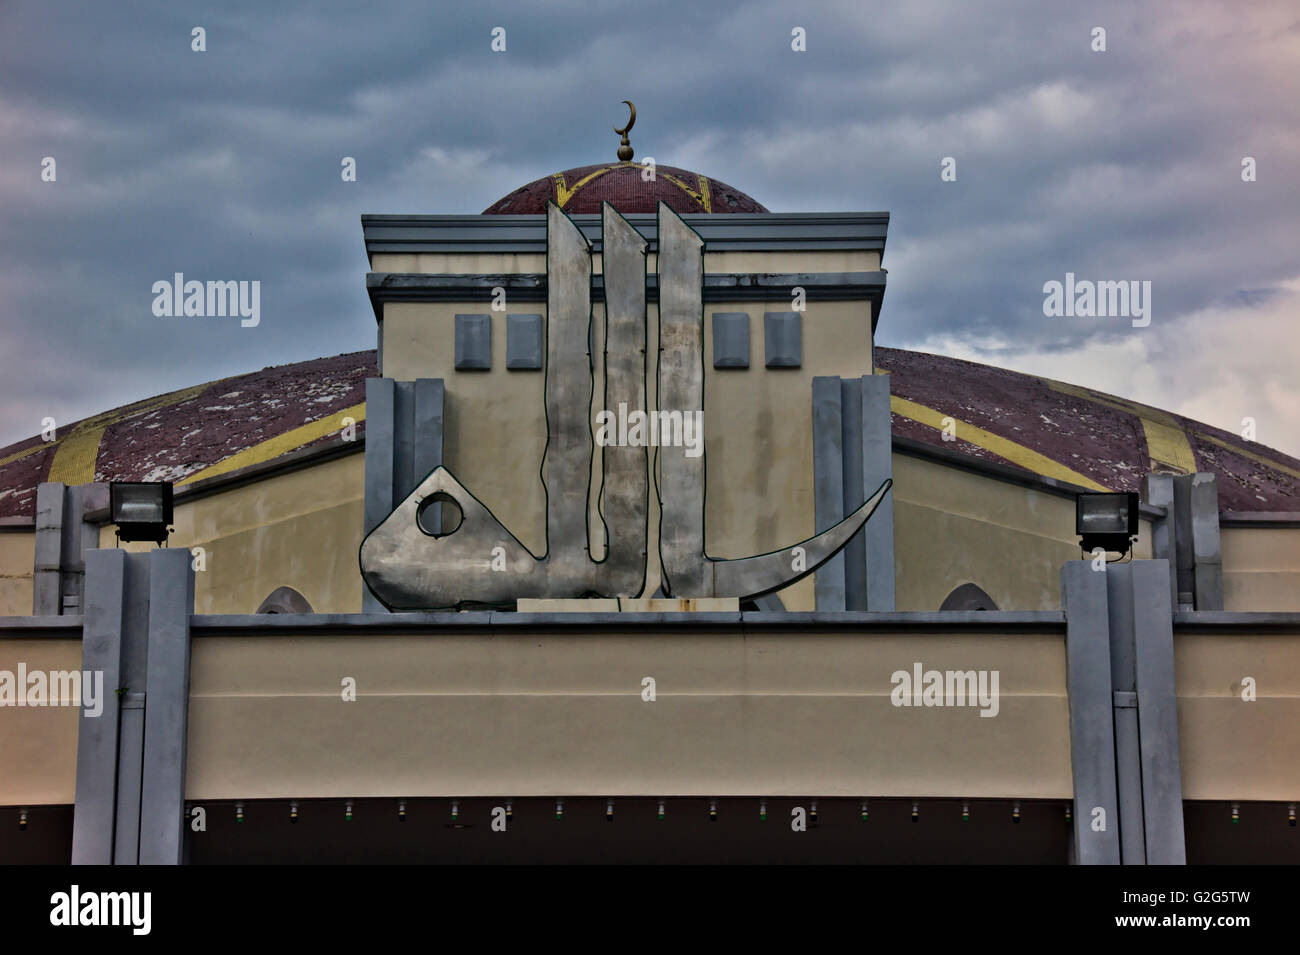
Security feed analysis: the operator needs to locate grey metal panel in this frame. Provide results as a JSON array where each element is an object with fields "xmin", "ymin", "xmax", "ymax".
[
  {"xmin": 1131, "ymin": 559, "xmax": 1186, "ymax": 864},
  {"xmin": 656, "ymin": 203, "xmax": 709, "ymax": 596},
  {"xmin": 1141, "ymin": 475, "xmax": 1178, "ymax": 614},
  {"xmin": 1061, "ymin": 560, "xmax": 1121, "ymax": 865},
  {"xmin": 72, "ymin": 548, "xmax": 126, "ymax": 864},
  {"xmin": 812, "ymin": 377, "xmax": 846, "ymax": 611},
  {"xmin": 860, "ymin": 375, "xmax": 895, "ymax": 610},
  {"xmin": 33, "ymin": 482, "xmax": 64, "ymax": 615},
  {"xmin": 1106, "ymin": 565, "xmax": 1146, "ymax": 864},
  {"xmin": 411, "ymin": 379, "xmax": 445, "ymax": 534},
  {"xmin": 138, "ymin": 548, "xmax": 196, "ymax": 865},
  {"xmin": 840, "ymin": 379, "xmax": 867, "ymax": 610},
  {"xmin": 111, "ymin": 553, "xmax": 151, "ymax": 865},
  {"xmin": 596, "ymin": 204, "xmax": 650, "ymax": 596},
  {"xmin": 711, "ymin": 312, "xmax": 750, "ymax": 368},
  {"xmin": 764, "ymin": 312, "xmax": 802, "ymax": 367},
  {"xmin": 362, "ymin": 378, "xmax": 395, "ymax": 613},
  {"xmin": 112, "ymin": 694, "xmax": 144, "ymax": 864},
  {"xmin": 454, "ymin": 313, "xmax": 492, "ymax": 370},
  {"xmin": 188, "ymin": 609, "xmax": 1066, "ymax": 633},
  {"xmin": 1189, "ymin": 473, "xmax": 1223, "ymax": 611},
  {"xmin": 1172, "ymin": 475, "xmax": 1195, "ymax": 610},
  {"xmin": 506, "ymin": 313, "xmax": 544, "ymax": 369},
  {"xmin": 362, "ymin": 211, "xmax": 891, "ymax": 256}
]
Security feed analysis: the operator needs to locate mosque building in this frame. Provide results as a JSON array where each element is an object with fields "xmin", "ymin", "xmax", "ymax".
[{"xmin": 1, "ymin": 114, "xmax": 1297, "ymax": 864}]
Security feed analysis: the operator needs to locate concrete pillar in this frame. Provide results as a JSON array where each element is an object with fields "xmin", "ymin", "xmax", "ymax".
[
  {"xmin": 1143, "ymin": 473, "xmax": 1222, "ymax": 611},
  {"xmin": 812, "ymin": 377, "xmax": 846, "ymax": 610},
  {"xmin": 1061, "ymin": 560, "xmax": 1122, "ymax": 864},
  {"xmin": 812, "ymin": 375, "xmax": 896, "ymax": 611},
  {"xmin": 1106, "ymin": 564, "xmax": 1146, "ymax": 863},
  {"xmin": 363, "ymin": 378, "xmax": 444, "ymax": 612},
  {"xmin": 72, "ymin": 547, "xmax": 195, "ymax": 865},
  {"xmin": 139, "ymin": 548, "xmax": 196, "ymax": 864},
  {"xmin": 31, "ymin": 481, "xmax": 109, "ymax": 615}
]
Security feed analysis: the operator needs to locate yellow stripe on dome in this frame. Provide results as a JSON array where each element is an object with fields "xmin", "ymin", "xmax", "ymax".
[
  {"xmin": 890, "ymin": 395, "xmax": 1109, "ymax": 490},
  {"xmin": 47, "ymin": 427, "xmax": 107, "ymax": 485},
  {"xmin": 1194, "ymin": 430, "xmax": 1300, "ymax": 481},
  {"xmin": 553, "ymin": 167, "xmax": 616, "ymax": 208},
  {"xmin": 176, "ymin": 403, "xmax": 366, "ymax": 487},
  {"xmin": 660, "ymin": 172, "xmax": 711, "ymax": 212},
  {"xmin": 1046, "ymin": 380, "xmax": 1197, "ymax": 475}
]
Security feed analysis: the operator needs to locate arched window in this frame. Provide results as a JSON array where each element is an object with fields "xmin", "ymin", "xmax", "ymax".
[
  {"xmin": 255, "ymin": 586, "xmax": 314, "ymax": 614},
  {"xmin": 939, "ymin": 583, "xmax": 998, "ymax": 612}
]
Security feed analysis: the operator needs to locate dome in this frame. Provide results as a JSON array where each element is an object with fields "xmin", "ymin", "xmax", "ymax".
[
  {"xmin": 482, "ymin": 162, "xmax": 769, "ymax": 215},
  {"xmin": 1, "ymin": 348, "xmax": 1296, "ymax": 520}
]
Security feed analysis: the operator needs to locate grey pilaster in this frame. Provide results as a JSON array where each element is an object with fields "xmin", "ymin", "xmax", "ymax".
[
  {"xmin": 1061, "ymin": 560, "xmax": 1121, "ymax": 865},
  {"xmin": 1106, "ymin": 564, "xmax": 1146, "ymax": 864},
  {"xmin": 860, "ymin": 374, "xmax": 895, "ymax": 610},
  {"xmin": 1131, "ymin": 559, "xmax": 1185, "ymax": 864},
  {"xmin": 138, "ymin": 548, "xmax": 196, "ymax": 865},
  {"xmin": 362, "ymin": 377, "xmax": 445, "ymax": 611},
  {"xmin": 1189, "ymin": 473, "xmax": 1223, "ymax": 611},
  {"xmin": 111, "ymin": 553, "xmax": 151, "ymax": 865},
  {"xmin": 71, "ymin": 549, "xmax": 128, "ymax": 864},
  {"xmin": 363, "ymin": 378, "xmax": 396, "ymax": 613},
  {"xmin": 33, "ymin": 482, "xmax": 65, "ymax": 614},
  {"xmin": 812, "ymin": 377, "xmax": 846, "ymax": 610},
  {"xmin": 840, "ymin": 379, "xmax": 867, "ymax": 609},
  {"xmin": 1141, "ymin": 474, "xmax": 1178, "ymax": 612}
]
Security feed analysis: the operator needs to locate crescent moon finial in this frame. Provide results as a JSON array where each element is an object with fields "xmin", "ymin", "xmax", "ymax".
[{"xmin": 613, "ymin": 101, "xmax": 636, "ymax": 162}]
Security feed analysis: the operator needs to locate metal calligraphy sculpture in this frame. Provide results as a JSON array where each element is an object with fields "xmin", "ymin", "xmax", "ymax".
[{"xmin": 360, "ymin": 201, "xmax": 891, "ymax": 609}]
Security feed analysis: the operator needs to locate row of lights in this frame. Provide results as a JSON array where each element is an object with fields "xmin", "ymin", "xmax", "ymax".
[{"xmin": 15, "ymin": 801, "xmax": 1299, "ymax": 829}]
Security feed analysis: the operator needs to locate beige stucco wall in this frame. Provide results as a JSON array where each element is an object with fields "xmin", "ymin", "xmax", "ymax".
[
  {"xmin": 0, "ymin": 637, "xmax": 81, "ymax": 805},
  {"xmin": 0, "ymin": 531, "xmax": 35, "ymax": 617},
  {"xmin": 1175, "ymin": 632, "xmax": 1300, "ymax": 800},
  {"xmin": 892, "ymin": 454, "xmax": 1153, "ymax": 612},
  {"xmin": 186, "ymin": 628, "xmax": 1071, "ymax": 800},
  {"xmin": 100, "ymin": 454, "xmax": 365, "ymax": 614},
  {"xmin": 1222, "ymin": 526, "xmax": 1300, "ymax": 612},
  {"xmin": 382, "ymin": 297, "xmax": 874, "ymax": 608}
]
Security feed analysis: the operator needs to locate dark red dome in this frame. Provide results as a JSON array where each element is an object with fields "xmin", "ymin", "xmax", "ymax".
[{"xmin": 482, "ymin": 162, "xmax": 768, "ymax": 215}]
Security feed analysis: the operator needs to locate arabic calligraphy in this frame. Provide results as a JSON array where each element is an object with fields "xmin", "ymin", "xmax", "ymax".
[{"xmin": 359, "ymin": 201, "xmax": 890, "ymax": 610}]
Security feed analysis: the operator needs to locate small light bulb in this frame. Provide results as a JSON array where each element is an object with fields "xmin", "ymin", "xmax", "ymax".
[
  {"xmin": 506, "ymin": 800, "xmax": 513, "ymax": 821},
  {"xmin": 451, "ymin": 799, "xmax": 459, "ymax": 821},
  {"xmin": 345, "ymin": 800, "xmax": 353, "ymax": 822},
  {"xmin": 606, "ymin": 799, "xmax": 614, "ymax": 822},
  {"xmin": 810, "ymin": 800, "xmax": 818, "ymax": 824},
  {"xmin": 18, "ymin": 809, "xmax": 28, "ymax": 832},
  {"xmin": 861, "ymin": 800, "xmax": 869, "ymax": 821},
  {"xmin": 760, "ymin": 800, "xmax": 767, "ymax": 821},
  {"xmin": 235, "ymin": 802, "xmax": 244, "ymax": 824},
  {"xmin": 911, "ymin": 801, "xmax": 919, "ymax": 823},
  {"xmin": 657, "ymin": 799, "xmax": 665, "ymax": 821},
  {"xmin": 1289, "ymin": 804, "xmax": 1296, "ymax": 827},
  {"xmin": 709, "ymin": 799, "xmax": 718, "ymax": 822},
  {"xmin": 961, "ymin": 801, "xmax": 970, "ymax": 822},
  {"xmin": 398, "ymin": 800, "xmax": 406, "ymax": 822},
  {"xmin": 555, "ymin": 799, "xmax": 563, "ymax": 820},
  {"xmin": 1065, "ymin": 803, "xmax": 1072, "ymax": 823},
  {"xmin": 289, "ymin": 801, "xmax": 299, "ymax": 824},
  {"xmin": 1012, "ymin": 800, "xmax": 1022, "ymax": 824},
  {"xmin": 1231, "ymin": 802, "xmax": 1240, "ymax": 824}
]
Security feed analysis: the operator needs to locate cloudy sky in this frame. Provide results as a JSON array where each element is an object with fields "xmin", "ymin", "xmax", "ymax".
[{"xmin": 2, "ymin": 0, "xmax": 1297, "ymax": 456}]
